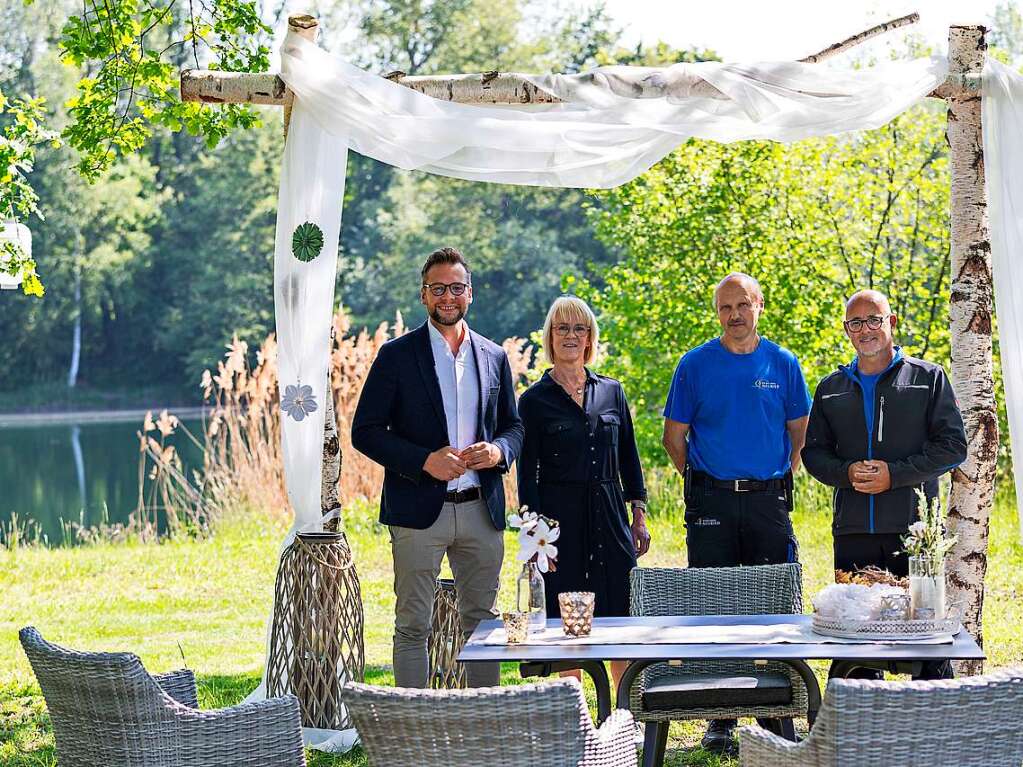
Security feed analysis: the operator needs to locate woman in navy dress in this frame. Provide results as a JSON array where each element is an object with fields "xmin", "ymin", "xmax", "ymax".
[{"xmin": 517, "ymin": 296, "xmax": 650, "ymax": 632}]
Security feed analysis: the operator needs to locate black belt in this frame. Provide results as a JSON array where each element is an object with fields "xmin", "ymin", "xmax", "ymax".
[
  {"xmin": 445, "ymin": 486, "xmax": 481, "ymax": 504},
  {"xmin": 691, "ymin": 471, "xmax": 785, "ymax": 493}
]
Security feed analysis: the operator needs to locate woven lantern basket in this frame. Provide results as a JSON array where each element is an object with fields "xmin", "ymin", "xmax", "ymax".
[
  {"xmin": 427, "ymin": 578, "xmax": 467, "ymax": 689},
  {"xmin": 267, "ymin": 530, "xmax": 365, "ymax": 729}
]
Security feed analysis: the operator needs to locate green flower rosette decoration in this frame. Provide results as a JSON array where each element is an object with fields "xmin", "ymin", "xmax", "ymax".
[{"xmin": 291, "ymin": 221, "xmax": 324, "ymax": 263}]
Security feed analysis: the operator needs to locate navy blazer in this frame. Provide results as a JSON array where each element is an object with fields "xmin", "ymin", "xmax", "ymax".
[{"xmin": 351, "ymin": 322, "xmax": 524, "ymax": 530}]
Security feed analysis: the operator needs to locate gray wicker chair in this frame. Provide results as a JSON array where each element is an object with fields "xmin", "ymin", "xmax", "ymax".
[
  {"xmin": 626, "ymin": 564, "xmax": 808, "ymax": 765},
  {"xmin": 19, "ymin": 626, "xmax": 306, "ymax": 767},
  {"xmin": 341, "ymin": 678, "xmax": 637, "ymax": 766},
  {"xmin": 739, "ymin": 666, "xmax": 1023, "ymax": 766}
]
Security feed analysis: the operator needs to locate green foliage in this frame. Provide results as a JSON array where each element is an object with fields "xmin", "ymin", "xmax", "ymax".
[
  {"xmin": 0, "ymin": 89, "xmax": 60, "ymax": 219},
  {"xmin": 583, "ymin": 103, "xmax": 952, "ymax": 463},
  {"xmin": 0, "ymin": 87, "xmax": 59, "ymax": 296},
  {"xmin": 0, "ymin": 241, "xmax": 44, "ymax": 297},
  {"xmin": 56, "ymin": 0, "xmax": 270, "ymax": 180}
]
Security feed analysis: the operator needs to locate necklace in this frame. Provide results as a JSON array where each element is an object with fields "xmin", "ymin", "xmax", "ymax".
[{"xmin": 552, "ymin": 369, "xmax": 585, "ymax": 396}]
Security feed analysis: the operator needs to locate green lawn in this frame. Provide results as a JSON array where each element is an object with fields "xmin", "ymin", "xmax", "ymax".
[{"xmin": 3, "ymin": 476, "xmax": 1022, "ymax": 766}]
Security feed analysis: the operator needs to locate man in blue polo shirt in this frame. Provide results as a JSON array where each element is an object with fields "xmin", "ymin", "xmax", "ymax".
[{"xmin": 662, "ymin": 272, "xmax": 811, "ymax": 753}]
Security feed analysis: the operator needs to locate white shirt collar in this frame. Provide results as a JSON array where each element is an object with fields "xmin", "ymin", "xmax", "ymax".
[{"xmin": 427, "ymin": 319, "xmax": 471, "ymax": 356}]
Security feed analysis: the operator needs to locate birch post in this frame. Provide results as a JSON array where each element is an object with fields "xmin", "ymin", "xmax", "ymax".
[
  {"xmin": 181, "ymin": 14, "xmax": 920, "ymax": 106},
  {"xmin": 946, "ymin": 25, "xmax": 994, "ymax": 674},
  {"xmin": 278, "ymin": 14, "xmax": 344, "ymax": 523}
]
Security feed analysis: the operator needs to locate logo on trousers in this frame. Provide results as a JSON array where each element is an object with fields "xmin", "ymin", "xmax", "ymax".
[
  {"xmin": 754, "ymin": 379, "xmax": 780, "ymax": 390},
  {"xmin": 693, "ymin": 517, "xmax": 721, "ymax": 527}
]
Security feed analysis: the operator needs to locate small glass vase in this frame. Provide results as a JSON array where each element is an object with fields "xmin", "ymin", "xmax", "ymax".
[
  {"xmin": 909, "ymin": 554, "xmax": 946, "ymax": 619},
  {"xmin": 516, "ymin": 562, "xmax": 547, "ymax": 634}
]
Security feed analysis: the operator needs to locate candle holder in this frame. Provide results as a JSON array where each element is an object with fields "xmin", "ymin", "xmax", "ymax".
[
  {"xmin": 502, "ymin": 611, "xmax": 529, "ymax": 644},
  {"xmin": 558, "ymin": 591, "xmax": 595, "ymax": 637},
  {"xmin": 879, "ymin": 592, "xmax": 911, "ymax": 621}
]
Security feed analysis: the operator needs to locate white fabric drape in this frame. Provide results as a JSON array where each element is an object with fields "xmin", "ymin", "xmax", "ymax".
[
  {"xmin": 280, "ymin": 31, "xmax": 947, "ymax": 189},
  {"xmin": 983, "ymin": 59, "xmax": 1023, "ymax": 540},
  {"xmin": 261, "ymin": 28, "xmax": 956, "ymax": 752}
]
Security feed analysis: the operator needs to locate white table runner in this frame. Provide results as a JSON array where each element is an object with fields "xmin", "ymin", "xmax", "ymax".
[{"xmin": 478, "ymin": 622, "xmax": 954, "ymax": 646}]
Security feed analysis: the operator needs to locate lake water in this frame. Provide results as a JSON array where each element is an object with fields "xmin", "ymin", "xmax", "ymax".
[{"xmin": 0, "ymin": 412, "xmax": 204, "ymax": 544}]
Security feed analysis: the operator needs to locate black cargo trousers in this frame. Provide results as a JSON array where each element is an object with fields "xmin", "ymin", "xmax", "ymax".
[{"xmin": 683, "ymin": 479, "xmax": 798, "ymax": 568}]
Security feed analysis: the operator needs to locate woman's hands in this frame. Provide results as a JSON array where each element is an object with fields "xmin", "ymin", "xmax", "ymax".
[{"xmin": 631, "ymin": 505, "xmax": 651, "ymax": 557}]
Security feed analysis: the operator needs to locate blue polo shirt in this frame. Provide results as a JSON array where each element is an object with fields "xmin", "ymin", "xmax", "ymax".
[{"xmin": 663, "ymin": 337, "xmax": 811, "ymax": 480}]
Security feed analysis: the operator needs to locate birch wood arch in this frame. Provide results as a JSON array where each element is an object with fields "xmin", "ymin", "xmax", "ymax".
[{"xmin": 182, "ymin": 13, "xmax": 994, "ymax": 674}]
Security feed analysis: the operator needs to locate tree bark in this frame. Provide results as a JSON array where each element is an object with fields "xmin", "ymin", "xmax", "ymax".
[
  {"xmin": 945, "ymin": 25, "xmax": 994, "ymax": 676},
  {"xmin": 798, "ymin": 12, "xmax": 919, "ymax": 63},
  {"xmin": 180, "ymin": 15, "xmax": 923, "ymax": 107}
]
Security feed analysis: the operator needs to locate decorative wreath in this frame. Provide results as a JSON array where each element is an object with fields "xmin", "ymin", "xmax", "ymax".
[{"xmin": 291, "ymin": 221, "xmax": 324, "ymax": 263}]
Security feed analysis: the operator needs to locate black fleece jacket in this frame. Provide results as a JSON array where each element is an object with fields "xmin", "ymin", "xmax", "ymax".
[{"xmin": 801, "ymin": 349, "xmax": 967, "ymax": 535}]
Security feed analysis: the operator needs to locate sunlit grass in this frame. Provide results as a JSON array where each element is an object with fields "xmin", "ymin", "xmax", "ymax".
[{"xmin": 3, "ymin": 480, "xmax": 1021, "ymax": 766}]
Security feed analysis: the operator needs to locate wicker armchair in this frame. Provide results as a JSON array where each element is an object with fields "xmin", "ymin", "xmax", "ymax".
[
  {"xmin": 19, "ymin": 626, "xmax": 306, "ymax": 767},
  {"xmin": 625, "ymin": 564, "xmax": 808, "ymax": 765},
  {"xmin": 739, "ymin": 666, "xmax": 1023, "ymax": 766},
  {"xmin": 341, "ymin": 678, "xmax": 637, "ymax": 766}
]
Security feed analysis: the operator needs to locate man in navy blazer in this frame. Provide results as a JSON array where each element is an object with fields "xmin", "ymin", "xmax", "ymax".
[{"xmin": 352, "ymin": 247, "xmax": 523, "ymax": 687}]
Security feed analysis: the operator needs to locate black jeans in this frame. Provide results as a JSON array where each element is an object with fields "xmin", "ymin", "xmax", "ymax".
[
  {"xmin": 684, "ymin": 485, "xmax": 798, "ymax": 567},
  {"xmin": 831, "ymin": 533, "xmax": 953, "ymax": 681}
]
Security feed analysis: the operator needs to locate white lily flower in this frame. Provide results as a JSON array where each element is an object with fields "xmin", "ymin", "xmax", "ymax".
[
  {"xmin": 508, "ymin": 508, "xmax": 539, "ymax": 531},
  {"xmin": 908, "ymin": 521, "xmax": 927, "ymax": 538},
  {"xmin": 517, "ymin": 517, "xmax": 560, "ymax": 573}
]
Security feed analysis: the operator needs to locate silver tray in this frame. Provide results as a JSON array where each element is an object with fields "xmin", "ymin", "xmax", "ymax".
[{"xmin": 812, "ymin": 611, "xmax": 962, "ymax": 641}]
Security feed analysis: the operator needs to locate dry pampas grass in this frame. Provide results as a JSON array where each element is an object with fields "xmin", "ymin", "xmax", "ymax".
[{"xmin": 135, "ymin": 311, "xmax": 537, "ymax": 537}]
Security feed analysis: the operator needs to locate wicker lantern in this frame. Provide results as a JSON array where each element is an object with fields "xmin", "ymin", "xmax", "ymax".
[
  {"xmin": 267, "ymin": 530, "xmax": 365, "ymax": 729},
  {"xmin": 427, "ymin": 578, "xmax": 467, "ymax": 689}
]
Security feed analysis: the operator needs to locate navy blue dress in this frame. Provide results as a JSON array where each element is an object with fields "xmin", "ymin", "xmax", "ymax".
[{"xmin": 517, "ymin": 369, "xmax": 647, "ymax": 618}]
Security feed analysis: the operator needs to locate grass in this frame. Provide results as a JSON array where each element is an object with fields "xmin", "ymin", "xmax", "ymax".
[{"xmin": 2, "ymin": 479, "xmax": 1022, "ymax": 766}]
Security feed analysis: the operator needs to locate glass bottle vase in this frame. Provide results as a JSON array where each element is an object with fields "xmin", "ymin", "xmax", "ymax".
[
  {"xmin": 909, "ymin": 554, "xmax": 946, "ymax": 619},
  {"xmin": 516, "ymin": 562, "xmax": 547, "ymax": 633}
]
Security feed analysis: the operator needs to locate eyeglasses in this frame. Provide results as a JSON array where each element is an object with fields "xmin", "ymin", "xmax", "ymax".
[
  {"xmin": 423, "ymin": 282, "xmax": 470, "ymax": 297},
  {"xmin": 843, "ymin": 314, "xmax": 890, "ymax": 333},
  {"xmin": 554, "ymin": 323, "xmax": 591, "ymax": 337}
]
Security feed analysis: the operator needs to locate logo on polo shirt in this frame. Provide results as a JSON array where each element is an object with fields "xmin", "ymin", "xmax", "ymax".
[{"xmin": 754, "ymin": 378, "xmax": 780, "ymax": 390}]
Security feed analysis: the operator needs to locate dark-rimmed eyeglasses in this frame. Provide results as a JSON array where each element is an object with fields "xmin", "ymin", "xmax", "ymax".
[
  {"xmin": 554, "ymin": 323, "xmax": 591, "ymax": 337},
  {"xmin": 423, "ymin": 282, "xmax": 470, "ymax": 297},
  {"xmin": 843, "ymin": 314, "xmax": 890, "ymax": 333}
]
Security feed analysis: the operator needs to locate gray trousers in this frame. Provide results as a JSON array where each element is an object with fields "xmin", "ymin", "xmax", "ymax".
[{"xmin": 390, "ymin": 498, "xmax": 503, "ymax": 688}]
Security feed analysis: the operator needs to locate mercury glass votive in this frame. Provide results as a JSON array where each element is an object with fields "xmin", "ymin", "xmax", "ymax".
[
  {"xmin": 558, "ymin": 591, "xmax": 596, "ymax": 637},
  {"xmin": 879, "ymin": 592, "xmax": 911, "ymax": 621},
  {"xmin": 502, "ymin": 611, "xmax": 529, "ymax": 644}
]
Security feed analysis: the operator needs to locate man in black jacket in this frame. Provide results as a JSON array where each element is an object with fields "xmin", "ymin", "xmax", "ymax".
[
  {"xmin": 802, "ymin": 289, "xmax": 966, "ymax": 679},
  {"xmin": 352, "ymin": 247, "xmax": 524, "ymax": 688}
]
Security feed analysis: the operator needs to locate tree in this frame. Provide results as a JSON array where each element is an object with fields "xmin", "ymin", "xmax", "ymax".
[
  {"xmin": 989, "ymin": 2, "xmax": 1023, "ymax": 64},
  {"xmin": 582, "ymin": 103, "xmax": 951, "ymax": 461}
]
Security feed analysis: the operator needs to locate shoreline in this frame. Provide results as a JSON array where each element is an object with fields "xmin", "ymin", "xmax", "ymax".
[{"xmin": 0, "ymin": 406, "xmax": 207, "ymax": 427}]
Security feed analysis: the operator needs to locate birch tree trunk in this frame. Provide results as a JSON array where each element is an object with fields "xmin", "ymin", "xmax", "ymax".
[
  {"xmin": 946, "ymin": 25, "xmax": 994, "ymax": 675},
  {"xmin": 67, "ymin": 260, "xmax": 81, "ymax": 388}
]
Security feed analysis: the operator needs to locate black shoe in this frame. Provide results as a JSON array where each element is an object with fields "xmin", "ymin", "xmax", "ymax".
[{"xmin": 701, "ymin": 719, "xmax": 737, "ymax": 754}]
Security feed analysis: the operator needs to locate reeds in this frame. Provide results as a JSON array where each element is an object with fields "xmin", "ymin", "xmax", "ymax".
[{"xmin": 134, "ymin": 311, "xmax": 537, "ymax": 539}]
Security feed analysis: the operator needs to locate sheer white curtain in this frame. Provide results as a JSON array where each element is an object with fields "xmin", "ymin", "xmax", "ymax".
[
  {"xmin": 260, "ymin": 28, "xmax": 952, "ymax": 751},
  {"xmin": 983, "ymin": 59, "xmax": 1023, "ymax": 541}
]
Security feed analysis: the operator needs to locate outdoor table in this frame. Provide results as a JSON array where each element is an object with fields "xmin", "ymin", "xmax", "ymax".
[{"xmin": 459, "ymin": 614, "xmax": 985, "ymax": 727}]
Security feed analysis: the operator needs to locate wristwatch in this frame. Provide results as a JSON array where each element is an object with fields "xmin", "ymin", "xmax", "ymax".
[{"xmin": 630, "ymin": 500, "xmax": 647, "ymax": 512}]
